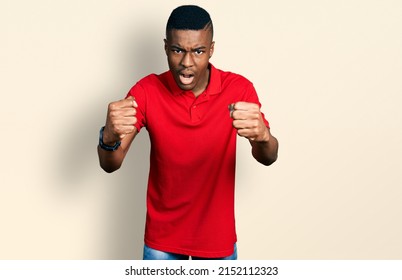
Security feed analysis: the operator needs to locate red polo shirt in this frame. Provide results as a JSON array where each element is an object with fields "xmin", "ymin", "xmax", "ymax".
[{"xmin": 127, "ymin": 64, "xmax": 269, "ymax": 258}]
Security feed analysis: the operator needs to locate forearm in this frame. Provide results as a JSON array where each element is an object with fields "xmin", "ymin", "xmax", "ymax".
[
  {"xmin": 250, "ymin": 129, "xmax": 278, "ymax": 166},
  {"xmin": 97, "ymin": 127, "xmax": 137, "ymax": 173},
  {"xmin": 97, "ymin": 145, "xmax": 126, "ymax": 173}
]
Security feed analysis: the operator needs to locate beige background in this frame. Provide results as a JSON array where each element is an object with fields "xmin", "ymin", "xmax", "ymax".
[{"xmin": 1, "ymin": 0, "xmax": 401, "ymax": 259}]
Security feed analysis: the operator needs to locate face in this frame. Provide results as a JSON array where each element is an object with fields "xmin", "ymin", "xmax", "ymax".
[{"xmin": 164, "ymin": 29, "xmax": 214, "ymax": 95}]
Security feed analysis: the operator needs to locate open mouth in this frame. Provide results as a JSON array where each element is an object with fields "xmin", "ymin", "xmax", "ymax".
[{"xmin": 179, "ymin": 73, "xmax": 195, "ymax": 85}]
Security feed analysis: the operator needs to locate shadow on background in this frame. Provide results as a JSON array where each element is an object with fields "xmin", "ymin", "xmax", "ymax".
[
  {"xmin": 56, "ymin": 22, "xmax": 165, "ymax": 259},
  {"xmin": 103, "ymin": 24, "xmax": 165, "ymax": 259},
  {"xmin": 105, "ymin": 131, "xmax": 150, "ymax": 260}
]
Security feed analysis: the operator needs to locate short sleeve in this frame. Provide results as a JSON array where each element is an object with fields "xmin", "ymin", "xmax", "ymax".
[{"xmin": 125, "ymin": 82, "xmax": 147, "ymax": 133}]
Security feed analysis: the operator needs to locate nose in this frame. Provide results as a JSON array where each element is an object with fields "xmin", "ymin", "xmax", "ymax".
[{"xmin": 180, "ymin": 51, "xmax": 194, "ymax": 68}]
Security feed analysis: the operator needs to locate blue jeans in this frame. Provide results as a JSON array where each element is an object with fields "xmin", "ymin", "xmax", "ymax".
[{"xmin": 143, "ymin": 244, "xmax": 237, "ymax": 260}]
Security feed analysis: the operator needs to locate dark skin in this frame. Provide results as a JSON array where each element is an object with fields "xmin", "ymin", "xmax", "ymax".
[
  {"xmin": 98, "ymin": 27, "xmax": 278, "ymax": 172},
  {"xmin": 164, "ymin": 28, "xmax": 214, "ymax": 96}
]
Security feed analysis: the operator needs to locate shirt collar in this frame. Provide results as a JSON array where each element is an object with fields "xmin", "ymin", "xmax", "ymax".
[{"xmin": 166, "ymin": 63, "xmax": 222, "ymax": 96}]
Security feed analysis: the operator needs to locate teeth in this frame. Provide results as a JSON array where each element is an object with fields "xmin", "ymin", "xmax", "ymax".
[{"xmin": 179, "ymin": 73, "xmax": 194, "ymax": 85}]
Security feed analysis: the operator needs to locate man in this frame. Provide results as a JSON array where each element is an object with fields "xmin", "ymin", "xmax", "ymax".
[{"xmin": 98, "ymin": 5, "xmax": 278, "ymax": 260}]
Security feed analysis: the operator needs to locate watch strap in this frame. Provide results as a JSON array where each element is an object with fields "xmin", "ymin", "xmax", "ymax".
[{"xmin": 99, "ymin": 126, "xmax": 121, "ymax": 151}]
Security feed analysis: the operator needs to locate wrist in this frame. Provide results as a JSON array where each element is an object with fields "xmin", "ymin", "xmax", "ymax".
[
  {"xmin": 102, "ymin": 127, "xmax": 119, "ymax": 145},
  {"xmin": 99, "ymin": 126, "xmax": 121, "ymax": 151},
  {"xmin": 251, "ymin": 127, "xmax": 270, "ymax": 143}
]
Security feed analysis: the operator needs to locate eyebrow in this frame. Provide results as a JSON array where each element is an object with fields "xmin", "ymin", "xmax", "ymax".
[{"xmin": 170, "ymin": 45, "xmax": 207, "ymax": 51}]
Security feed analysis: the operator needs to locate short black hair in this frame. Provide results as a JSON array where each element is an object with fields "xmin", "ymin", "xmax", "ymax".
[{"xmin": 166, "ymin": 5, "xmax": 213, "ymax": 38}]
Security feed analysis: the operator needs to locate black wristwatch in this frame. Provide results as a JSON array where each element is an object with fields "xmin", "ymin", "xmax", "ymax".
[{"xmin": 99, "ymin": 126, "xmax": 121, "ymax": 151}]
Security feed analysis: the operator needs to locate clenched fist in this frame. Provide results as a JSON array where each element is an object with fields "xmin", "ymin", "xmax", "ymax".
[
  {"xmin": 230, "ymin": 101, "xmax": 269, "ymax": 142},
  {"xmin": 103, "ymin": 96, "xmax": 138, "ymax": 145}
]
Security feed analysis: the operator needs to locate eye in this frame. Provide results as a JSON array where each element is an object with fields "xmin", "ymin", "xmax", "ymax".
[
  {"xmin": 194, "ymin": 49, "xmax": 204, "ymax": 55},
  {"xmin": 173, "ymin": 49, "xmax": 182, "ymax": 54}
]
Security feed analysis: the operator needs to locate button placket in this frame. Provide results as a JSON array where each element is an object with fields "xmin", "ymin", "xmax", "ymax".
[{"xmin": 190, "ymin": 94, "xmax": 209, "ymax": 122}]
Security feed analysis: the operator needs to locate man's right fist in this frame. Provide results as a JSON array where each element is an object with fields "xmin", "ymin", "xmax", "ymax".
[{"xmin": 103, "ymin": 96, "xmax": 138, "ymax": 145}]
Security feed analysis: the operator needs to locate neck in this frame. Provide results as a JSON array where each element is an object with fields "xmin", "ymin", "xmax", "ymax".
[{"xmin": 192, "ymin": 67, "xmax": 210, "ymax": 97}]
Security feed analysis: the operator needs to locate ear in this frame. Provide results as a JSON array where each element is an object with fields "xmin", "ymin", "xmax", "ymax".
[
  {"xmin": 164, "ymin": 39, "xmax": 168, "ymax": 56},
  {"xmin": 209, "ymin": 41, "xmax": 215, "ymax": 58}
]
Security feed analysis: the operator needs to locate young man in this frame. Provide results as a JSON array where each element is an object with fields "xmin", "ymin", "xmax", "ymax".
[{"xmin": 98, "ymin": 5, "xmax": 278, "ymax": 260}]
